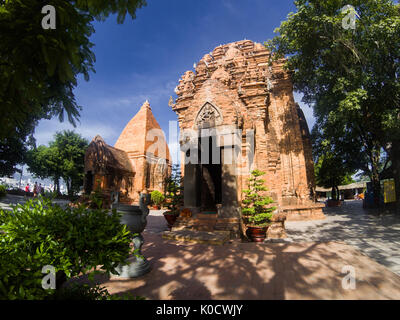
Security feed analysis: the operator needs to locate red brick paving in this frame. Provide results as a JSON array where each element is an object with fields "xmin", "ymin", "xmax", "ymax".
[{"xmin": 96, "ymin": 215, "xmax": 400, "ymax": 300}]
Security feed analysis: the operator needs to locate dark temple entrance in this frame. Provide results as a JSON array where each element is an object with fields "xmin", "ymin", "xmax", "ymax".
[
  {"xmin": 199, "ymin": 135, "xmax": 222, "ymax": 211},
  {"xmin": 183, "ymin": 130, "xmax": 239, "ymax": 220},
  {"xmin": 84, "ymin": 171, "xmax": 93, "ymax": 194}
]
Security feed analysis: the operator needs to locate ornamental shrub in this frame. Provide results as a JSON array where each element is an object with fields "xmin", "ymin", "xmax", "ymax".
[
  {"xmin": 0, "ymin": 197, "xmax": 134, "ymax": 300},
  {"xmin": 150, "ymin": 190, "xmax": 164, "ymax": 207},
  {"xmin": 242, "ymin": 170, "xmax": 276, "ymax": 227},
  {"xmin": 163, "ymin": 165, "xmax": 183, "ymax": 215}
]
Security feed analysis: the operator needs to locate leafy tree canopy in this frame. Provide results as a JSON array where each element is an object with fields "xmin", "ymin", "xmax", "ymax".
[
  {"xmin": 26, "ymin": 130, "xmax": 89, "ymax": 196},
  {"xmin": 266, "ymin": 0, "xmax": 400, "ymax": 205},
  {"xmin": 0, "ymin": 0, "xmax": 146, "ymax": 175}
]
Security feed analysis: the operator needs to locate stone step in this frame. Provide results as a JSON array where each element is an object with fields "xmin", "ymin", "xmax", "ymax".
[
  {"xmin": 193, "ymin": 225, "xmax": 215, "ymax": 232},
  {"xmin": 197, "ymin": 213, "xmax": 218, "ymax": 220},
  {"xmin": 175, "ymin": 218, "xmax": 216, "ymax": 225},
  {"xmin": 162, "ymin": 230, "xmax": 230, "ymax": 245},
  {"xmin": 171, "ymin": 220, "xmax": 217, "ymax": 232}
]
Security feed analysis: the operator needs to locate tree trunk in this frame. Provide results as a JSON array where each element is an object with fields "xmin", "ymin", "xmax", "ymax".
[
  {"xmin": 331, "ymin": 186, "xmax": 339, "ymax": 201},
  {"xmin": 392, "ymin": 140, "xmax": 400, "ymax": 214},
  {"xmin": 370, "ymin": 150, "xmax": 381, "ymax": 208},
  {"xmin": 66, "ymin": 179, "xmax": 72, "ymax": 198},
  {"xmin": 54, "ymin": 177, "xmax": 60, "ymax": 194},
  {"xmin": 371, "ymin": 173, "xmax": 381, "ymax": 208}
]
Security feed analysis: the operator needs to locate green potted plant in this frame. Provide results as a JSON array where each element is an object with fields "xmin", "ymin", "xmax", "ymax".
[
  {"xmin": 163, "ymin": 165, "xmax": 183, "ymax": 229},
  {"xmin": 242, "ymin": 169, "xmax": 276, "ymax": 242},
  {"xmin": 150, "ymin": 190, "xmax": 164, "ymax": 210}
]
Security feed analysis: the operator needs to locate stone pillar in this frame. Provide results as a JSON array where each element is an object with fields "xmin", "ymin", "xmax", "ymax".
[
  {"xmin": 219, "ymin": 146, "xmax": 239, "ymax": 218},
  {"xmin": 183, "ymin": 163, "xmax": 199, "ymax": 210}
]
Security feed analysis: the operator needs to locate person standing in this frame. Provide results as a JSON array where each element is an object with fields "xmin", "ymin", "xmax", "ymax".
[
  {"xmin": 37, "ymin": 183, "xmax": 42, "ymax": 196},
  {"xmin": 25, "ymin": 183, "xmax": 30, "ymax": 195},
  {"xmin": 33, "ymin": 182, "xmax": 38, "ymax": 198}
]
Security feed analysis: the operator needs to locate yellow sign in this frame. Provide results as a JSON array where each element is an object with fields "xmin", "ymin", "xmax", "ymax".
[{"xmin": 384, "ymin": 180, "xmax": 396, "ymax": 203}]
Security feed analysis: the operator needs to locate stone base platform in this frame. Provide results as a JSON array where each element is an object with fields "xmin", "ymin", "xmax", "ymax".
[
  {"xmin": 162, "ymin": 230, "xmax": 230, "ymax": 245},
  {"xmin": 282, "ymin": 203, "xmax": 325, "ymax": 221}
]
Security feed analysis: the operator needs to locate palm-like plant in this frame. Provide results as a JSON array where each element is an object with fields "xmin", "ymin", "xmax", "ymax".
[
  {"xmin": 242, "ymin": 169, "xmax": 276, "ymax": 227},
  {"xmin": 163, "ymin": 165, "xmax": 183, "ymax": 215}
]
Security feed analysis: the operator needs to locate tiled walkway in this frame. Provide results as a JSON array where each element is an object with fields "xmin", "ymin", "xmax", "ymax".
[
  {"xmin": 3, "ymin": 196, "xmax": 400, "ymax": 299},
  {"xmin": 99, "ymin": 232, "xmax": 400, "ymax": 299},
  {"xmin": 286, "ymin": 200, "xmax": 400, "ymax": 275},
  {"xmin": 96, "ymin": 205, "xmax": 400, "ymax": 300}
]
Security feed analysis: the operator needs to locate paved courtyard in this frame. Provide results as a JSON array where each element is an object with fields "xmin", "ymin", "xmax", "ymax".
[
  {"xmin": 286, "ymin": 200, "xmax": 400, "ymax": 275},
  {"xmin": 99, "ymin": 234, "xmax": 400, "ymax": 300},
  {"xmin": 96, "ymin": 203, "xmax": 400, "ymax": 300},
  {"xmin": 2, "ymin": 195, "xmax": 400, "ymax": 299}
]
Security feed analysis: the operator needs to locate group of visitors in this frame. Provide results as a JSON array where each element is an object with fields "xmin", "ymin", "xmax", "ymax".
[{"xmin": 24, "ymin": 182, "xmax": 45, "ymax": 197}]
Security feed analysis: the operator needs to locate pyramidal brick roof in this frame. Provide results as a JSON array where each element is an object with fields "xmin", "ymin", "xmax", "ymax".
[{"xmin": 114, "ymin": 101, "xmax": 171, "ymax": 161}]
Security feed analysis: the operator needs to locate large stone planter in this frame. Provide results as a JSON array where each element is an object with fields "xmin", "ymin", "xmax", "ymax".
[
  {"xmin": 246, "ymin": 226, "xmax": 267, "ymax": 242},
  {"xmin": 112, "ymin": 194, "xmax": 151, "ymax": 278},
  {"xmin": 163, "ymin": 212, "xmax": 178, "ymax": 229}
]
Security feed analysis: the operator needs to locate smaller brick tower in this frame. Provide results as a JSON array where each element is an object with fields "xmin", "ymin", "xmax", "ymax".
[{"xmin": 84, "ymin": 101, "xmax": 171, "ymax": 204}]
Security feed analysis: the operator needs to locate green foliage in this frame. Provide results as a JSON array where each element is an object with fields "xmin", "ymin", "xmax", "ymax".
[
  {"xmin": 0, "ymin": 0, "xmax": 146, "ymax": 176},
  {"xmin": 0, "ymin": 185, "xmax": 6, "ymax": 198},
  {"xmin": 26, "ymin": 130, "xmax": 88, "ymax": 196},
  {"xmin": 314, "ymin": 152, "xmax": 355, "ymax": 200},
  {"xmin": 51, "ymin": 282, "xmax": 145, "ymax": 300},
  {"xmin": 0, "ymin": 130, "xmax": 35, "ymax": 177},
  {"xmin": 51, "ymin": 131, "xmax": 89, "ymax": 196},
  {"xmin": 151, "ymin": 190, "xmax": 165, "ymax": 206},
  {"xmin": 164, "ymin": 165, "xmax": 183, "ymax": 215},
  {"xmin": 0, "ymin": 197, "xmax": 134, "ymax": 300},
  {"xmin": 242, "ymin": 170, "xmax": 276, "ymax": 227},
  {"xmin": 267, "ymin": 0, "xmax": 400, "ymax": 202}
]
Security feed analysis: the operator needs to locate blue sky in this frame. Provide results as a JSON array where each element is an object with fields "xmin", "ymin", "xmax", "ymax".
[{"xmin": 34, "ymin": 0, "xmax": 315, "ymax": 162}]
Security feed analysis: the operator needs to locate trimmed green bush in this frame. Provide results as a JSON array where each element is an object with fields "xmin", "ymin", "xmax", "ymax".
[
  {"xmin": 242, "ymin": 170, "xmax": 276, "ymax": 227},
  {"xmin": 150, "ymin": 190, "xmax": 164, "ymax": 207},
  {"xmin": 0, "ymin": 197, "xmax": 135, "ymax": 300},
  {"xmin": 0, "ymin": 185, "xmax": 6, "ymax": 198}
]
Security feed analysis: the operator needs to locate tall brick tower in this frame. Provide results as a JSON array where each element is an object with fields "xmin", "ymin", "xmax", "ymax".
[{"xmin": 170, "ymin": 40, "xmax": 324, "ymax": 226}]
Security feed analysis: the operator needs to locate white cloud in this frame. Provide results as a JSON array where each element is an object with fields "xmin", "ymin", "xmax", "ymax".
[
  {"xmin": 75, "ymin": 77, "xmax": 177, "ymax": 112},
  {"xmin": 34, "ymin": 119, "xmax": 118, "ymax": 146}
]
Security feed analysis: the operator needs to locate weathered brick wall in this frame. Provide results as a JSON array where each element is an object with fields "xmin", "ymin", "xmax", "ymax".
[
  {"xmin": 171, "ymin": 40, "xmax": 318, "ymax": 213},
  {"xmin": 85, "ymin": 101, "xmax": 171, "ymax": 204},
  {"xmin": 115, "ymin": 101, "xmax": 172, "ymax": 203}
]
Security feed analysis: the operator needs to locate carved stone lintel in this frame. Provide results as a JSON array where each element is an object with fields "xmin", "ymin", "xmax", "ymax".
[{"xmin": 195, "ymin": 102, "xmax": 223, "ymax": 129}]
